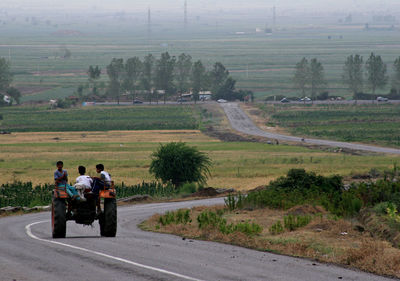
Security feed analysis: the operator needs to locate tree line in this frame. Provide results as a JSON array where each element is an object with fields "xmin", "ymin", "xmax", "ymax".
[
  {"xmin": 0, "ymin": 58, "xmax": 21, "ymax": 105},
  {"xmin": 84, "ymin": 52, "xmax": 253, "ymax": 104},
  {"xmin": 293, "ymin": 52, "xmax": 400, "ymax": 99}
]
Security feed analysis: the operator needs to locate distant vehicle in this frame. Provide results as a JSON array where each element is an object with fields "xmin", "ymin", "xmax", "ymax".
[
  {"xmin": 280, "ymin": 98, "xmax": 290, "ymax": 103},
  {"xmin": 300, "ymin": 97, "xmax": 312, "ymax": 102},
  {"xmin": 377, "ymin": 97, "xmax": 388, "ymax": 102},
  {"xmin": 177, "ymin": 98, "xmax": 188, "ymax": 103},
  {"xmin": 133, "ymin": 99, "xmax": 143, "ymax": 104},
  {"xmin": 217, "ymin": 99, "xmax": 228, "ymax": 103}
]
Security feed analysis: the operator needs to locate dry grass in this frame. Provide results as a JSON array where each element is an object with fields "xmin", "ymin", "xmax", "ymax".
[
  {"xmin": 143, "ymin": 205, "xmax": 400, "ymax": 278},
  {"xmin": 0, "ymin": 130, "xmax": 398, "ymax": 189}
]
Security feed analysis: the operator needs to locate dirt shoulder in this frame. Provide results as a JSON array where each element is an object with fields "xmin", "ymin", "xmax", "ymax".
[{"xmin": 142, "ymin": 204, "xmax": 400, "ymax": 279}]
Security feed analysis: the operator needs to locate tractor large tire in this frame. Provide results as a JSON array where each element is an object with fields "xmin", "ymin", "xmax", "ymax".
[
  {"xmin": 100, "ymin": 198, "xmax": 117, "ymax": 237},
  {"xmin": 52, "ymin": 198, "xmax": 66, "ymax": 238}
]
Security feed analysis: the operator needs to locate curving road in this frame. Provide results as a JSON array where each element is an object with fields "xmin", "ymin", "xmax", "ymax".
[
  {"xmin": 0, "ymin": 199, "xmax": 394, "ymax": 281},
  {"xmin": 220, "ymin": 102, "xmax": 400, "ymax": 155}
]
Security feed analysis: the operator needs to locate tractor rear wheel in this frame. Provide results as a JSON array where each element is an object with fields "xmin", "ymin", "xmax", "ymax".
[
  {"xmin": 100, "ymin": 198, "xmax": 117, "ymax": 237},
  {"xmin": 52, "ymin": 198, "xmax": 66, "ymax": 238}
]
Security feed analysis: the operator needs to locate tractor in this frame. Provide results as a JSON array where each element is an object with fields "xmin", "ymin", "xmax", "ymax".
[{"xmin": 51, "ymin": 182, "xmax": 117, "ymax": 238}]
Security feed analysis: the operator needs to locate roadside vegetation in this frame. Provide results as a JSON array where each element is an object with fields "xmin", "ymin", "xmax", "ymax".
[
  {"xmin": 143, "ymin": 168, "xmax": 400, "ymax": 278},
  {"xmin": 257, "ymin": 103, "xmax": 400, "ymax": 147}
]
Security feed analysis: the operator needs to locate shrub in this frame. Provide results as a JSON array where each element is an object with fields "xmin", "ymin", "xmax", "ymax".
[
  {"xmin": 224, "ymin": 192, "xmax": 244, "ymax": 211},
  {"xmin": 269, "ymin": 221, "xmax": 284, "ymax": 235},
  {"xmin": 158, "ymin": 209, "xmax": 192, "ymax": 226},
  {"xmin": 149, "ymin": 142, "xmax": 212, "ymax": 187},
  {"xmin": 283, "ymin": 214, "xmax": 312, "ymax": 231}
]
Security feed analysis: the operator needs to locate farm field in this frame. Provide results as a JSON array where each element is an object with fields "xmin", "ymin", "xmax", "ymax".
[
  {"xmin": 0, "ymin": 105, "xmax": 198, "ymax": 132},
  {"xmin": 0, "ymin": 130, "xmax": 398, "ymax": 189},
  {"xmin": 2, "ymin": 25, "xmax": 400, "ymax": 101},
  {"xmin": 256, "ymin": 103, "xmax": 400, "ymax": 148}
]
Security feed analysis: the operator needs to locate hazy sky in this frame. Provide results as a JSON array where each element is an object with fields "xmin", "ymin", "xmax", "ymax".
[{"xmin": 2, "ymin": 0, "xmax": 400, "ymax": 13}]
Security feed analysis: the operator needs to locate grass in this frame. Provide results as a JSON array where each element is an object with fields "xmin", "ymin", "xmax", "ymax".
[
  {"xmin": 256, "ymin": 103, "xmax": 400, "ymax": 148},
  {"xmin": 0, "ymin": 105, "xmax": 198, "ymax": 132},
  {"xmin": 0, "ymin": 130, "xmax": 399, "ymax": 189}
]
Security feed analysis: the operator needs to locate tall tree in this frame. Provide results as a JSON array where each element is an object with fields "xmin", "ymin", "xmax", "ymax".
[
  {"xmin": 155, "ymin": 52, "xmax": 176, "ymax": 104},
  {"xmin": 214, "ymin": 77, "xmax": 236, "ymax": 101},
  {"xmin": 141, "ymin": 54, "xmax": 155, "ymax": 104},
  {"xmin": 342, "ymin": 54, "xmax": 363, "ymax": 96},
  {"xmin": 176, "ymin": 53, "xmax": 192, "ymax": 103},
  {"xmin": 106, "ymin": 58, "xmax": 125, "ymax": 104},
  {"xmin": 87, "ymin": 65, "xmax": 101, "ymax": 95},
  {"xmin": 366, "ymin": 52, "xmax": 388, "ymax": 94},
  {"xmin": 309, "ymin": 58, "xmax": 326, "ymax": 99},
  {"xmin": 293, "ymin": 58, "xmax": 309, "ymax": 97},
  {"xmin": 6, "ymin": 87, "xmax": 21, "ymax": 104},
  {"xmin": 392, "ymin": 56, "xmax": 400, "ymax": 94},
  {"xmin": 0, "ymin": 58, "xmax": 12, "ymax": 92},
  {"xmin": 191, "ymin": 60, "xmax": 207, "ymax": 103},
  {"xmin": 124, "ymin": 57, "xmax": 143, "ymax": 103},
  {"xmin": 210, "ymin": 62, "xmax": 229, "ymax": 95}
]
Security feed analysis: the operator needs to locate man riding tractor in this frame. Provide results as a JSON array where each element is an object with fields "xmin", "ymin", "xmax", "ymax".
[{"xmin": 52, "ymin": 162, "xmax": 117, "ymax": 238}]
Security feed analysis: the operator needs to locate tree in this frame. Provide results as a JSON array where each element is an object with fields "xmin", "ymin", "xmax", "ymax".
[
  {"xmin": 106, "ymin": 58, "xmax": 125, "ymax": 104},
  {"xmin": 210, "ymin": 62, "xmax": 229, "ymax": 94},
  {"xmin": 366, "ymin": 52, "xmax": 388, "ymax": 94},
  {"xmin": 6, "ymin": 87, "xmax": 21, "ymax": 104},
  {"xmin": 309, "ymin": 58, "xmax": 326, "ymax": 99},
  {"xmin": 149, "ymin": 142, "xmax": 212, "ymax": 187},
  {"xmin": 293, "ymin": 58, "xmax": 309, "ymax": 97},
  {"xmin": 155, "ymin": 52, "xmax": 176, "ymax": 104},
  {"xmin": 214, "ymin": 77, "xmax": 236, "ymax": 101},
  {"xmin": 176, "ymin": 53, "xmax": 192, "ymax": 103},
  {"xmin": 191, "ymin": 60, "xmax": 207, "ymax": 103},
  {"xmin": 141, "ymin": 54, "xmax": 155, "ymax": 104},
  {"xmin": 392, "ymin": 56, "xmax": 400, "ymax": 94},
  {"xmin": 124, "ymin": 57, "xmax": 143, "ymax": 103},
  {"xmin": 342, "ymin": 54, "xmax": 363, "ymax": 96},
  {"xmin": 0, "ymin": 58, "xmax": 12, "ymax": 92},
  {"xmin": 87, "ymin": 65, "xmax": 101, "ymax": 95}
]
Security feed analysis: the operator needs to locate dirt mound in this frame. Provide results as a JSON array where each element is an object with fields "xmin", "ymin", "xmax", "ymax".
[
  {"xmin": 286, "ymin": 205, "xmax": 326, "ymax": 216},
  {"xmin": 248, "ymin": 185, "xmax": 268, "ymax": 192},
  {"xmin": 192, "ymin": 187, "xmax": 219, "ymax": 197}
]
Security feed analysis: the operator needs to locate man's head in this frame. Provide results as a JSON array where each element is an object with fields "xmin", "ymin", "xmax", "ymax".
[
  {"xmin": 56, "ymin": 161, "xmax": 63, "ymax": 170},
  {"xmin": 96, "ymin": 164, "xmax": 104, "ymax": 173},
  {"xmin": 78, "ymin": 166, "xmax": 86, "ymax": 175}
]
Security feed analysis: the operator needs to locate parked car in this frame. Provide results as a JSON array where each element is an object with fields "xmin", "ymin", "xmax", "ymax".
[
  {"xmin": 300, "ymin": 97, "xmax": 312, "ymax": 102},
  {"xmin": 377, "ymin": 97, "xmax": 388, "ymax": 102},
  {"xmin": 280, "ymin": 98, "xmax": 290, "ymax": 103},
  {"xmin": 133, "ymin": 99, "xmax": 143, "ymax": 104},
  {"xmin": 177, "ymin": 98, "xmax": 188, "ymax": 103},
  {"xmin": 217, "ymin": 99, "xmax": 228, "ymax": 103}
]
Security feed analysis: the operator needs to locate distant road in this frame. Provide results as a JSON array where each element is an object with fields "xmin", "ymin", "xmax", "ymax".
[
  {"xmin": 263, "ymin": 100, "xmax": 400, "ymax": 105},
  {"xmin": 220, "ymin": 102, "xmax": 400, "ymax": 155},
  {"xmin": 0, "ymin": 199, "xmax": 393, "ymax": 280}
]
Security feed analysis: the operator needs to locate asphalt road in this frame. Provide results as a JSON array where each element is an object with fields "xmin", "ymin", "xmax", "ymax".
[
  {"xmin": 220, "ymin": 102, "xmax": 400, "ymax": 155},
  {"xmin": 0, "ymin": 199, "xmax": 395, "ymax": 281}
]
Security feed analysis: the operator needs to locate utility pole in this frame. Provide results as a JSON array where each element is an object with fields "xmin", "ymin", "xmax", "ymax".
[
  {"xmin": 272, "ymin": 6, "xmax": 276, "ymax": 30},
  {"xmin": 184, "ymin": 0, "xmax": 188, "ymax": 29}
]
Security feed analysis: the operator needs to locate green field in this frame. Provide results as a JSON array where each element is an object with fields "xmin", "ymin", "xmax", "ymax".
[
  {"xmin": 1, "ymin": 24, "xmax": 400, "ymax": 102},
  {"xmin": 259, "ymin": 103, "xmax": 400, "ymax": 147},
  {"xmin": 0, "ymin": 105, "xmax": 198, "ymax": 132}
]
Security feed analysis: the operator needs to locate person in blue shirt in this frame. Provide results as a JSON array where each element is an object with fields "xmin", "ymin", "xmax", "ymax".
[{"xmin": 54, "ymin": 161, "xmax": 85, "ymax": 202}]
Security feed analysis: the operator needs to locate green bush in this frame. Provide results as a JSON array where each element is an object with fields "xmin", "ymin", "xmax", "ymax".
[
  {"xmin": 269, "ymin": 221, "xmax": 284, "ymax": 235},
  {"xmin": 158, "ymin": 209, "xmax": 192, "ymax": 226},
  {"xmin": 179, "ymin": 183, "xmax": 198, "ymax": 195},
  {"xmin": 150, "ymin": 142, "xmax": 212, "ymax": 187},
  {"xmin": 197, "ymin": 210, "xmax": 262, "ymax": 236},
  {"xmin": 283, "ymin": 214, "xmax": 312, "ymax": 231},
  {"xmin": 224, "ymin": 192, "xmax": 244, "ymax": 211},
  {"xmin": 373, "ymin": 202, "xmax": 398, "ymax": 215}
]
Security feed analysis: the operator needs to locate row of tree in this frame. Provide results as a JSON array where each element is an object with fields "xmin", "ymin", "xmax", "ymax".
[
  {"xmin": 294, "ymin": 53, "xmax": 400, "ymax": 98},
  {"xmin": 86, "ymin": 52, "xmax": 252, "ymax": 104},
  {"xmin": 0, "ymin": 58, "xmax": 21, "ymax": 105}
]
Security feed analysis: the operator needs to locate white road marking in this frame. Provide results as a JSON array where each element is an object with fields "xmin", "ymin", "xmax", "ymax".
[{"xmin": 26, "ymin": 221, "xmax": 205, "ymax": 281}]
